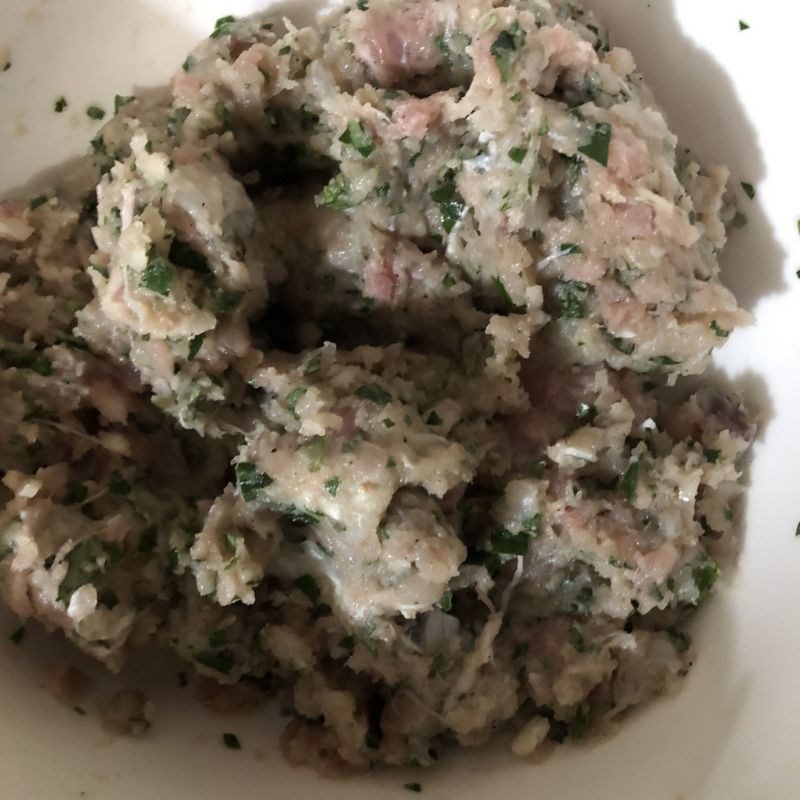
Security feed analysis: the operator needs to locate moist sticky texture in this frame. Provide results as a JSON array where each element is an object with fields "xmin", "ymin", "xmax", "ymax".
[{"xmin": 0, "ymin": 0, "xmax": 754, "ymax": 771}]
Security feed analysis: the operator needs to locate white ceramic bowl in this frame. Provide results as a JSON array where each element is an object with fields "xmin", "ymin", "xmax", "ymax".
[{"xmin": 1, "ymin": 1, "xmax": 799, "ymax": 797}]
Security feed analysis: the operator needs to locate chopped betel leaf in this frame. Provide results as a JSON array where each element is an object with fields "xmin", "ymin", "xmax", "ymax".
[
  {"xmin": 577, "ymin": 122, "xmax": 612, "ymax": 167},
  {"xmin": 187, "ymin": 333, "xmax": 205, "ymax": 361},
  {"xmin": 54, "ymin": 96, "xmax": 68, "ymax": 113},
  {"xmin": 294, "ymin": 574, "xmax": 321, "ymax": 604},
  {"xmin": 140, "ymin": 254, "xmax": 175, "ymax": 296},
  {"xmin": 490, "ymin": 528, "xmax": 532, "ymax": 556},
  {"xmin": 210, "ymin": 287, "xmax": 243, "ymax": 314},
  {"xmin": 508, "ymin": 146, "xmax": 528, "ymax": 164},
  {"xmin": 490, "ymin": 20, "xmax": 525, "ymax": 81},
  {"xmin": 285, "ymin": 386, "xmax": 307, "ymax": 418},
  {"xmin": 324, "ymin": 476, "xmax": 341, "ymax": 496},
  {"xmin": 235, "ymin": 462, "xmax": 272, "ymax": 502},
  {"xmin": 304, "ymin": 352, "xmax": 322, "ymax": 376},
  {"xmin": 355, "ymin": 383, "xmax": 392, "ymax": 406},
  {"xmin": 739, "ymin": 19, "xmax": 750, "ymax": 30},
  {"xmin": 9, "ymin": 626, "xmax": 25, "ymax": 645},
  {"xmin": 211, "ymin": 15, "xmax": 236, "ymax": 38},
  {"xmin": 710, "ymin": 320, "xmax": 730, "ymax": 338},
  {"xmin": 552, "ymin": 278, "xmax": 591, "ymax": 319},
  {"xmin": 86, "ymin": 105, "xmax": 106, "ymax": 120},
  {"xmin": 492, "ymin": 276, "xmax": 525, "ymax": 313},
  {"xmin": 222, "ymin": 733, "xmax": 241, "ymax": 750},
  {"xmin": 114, "ymin": 94, "xmax": 135, "ymax": 113},
  {"xmin": 339, "ymin": 120, "xmax": 374, "ymax": 157},
  {"xmin": 740, "ymin": 182, "xmax": 755, "ymax": 200},
  {"xmin": 436, "ymin": 591, "xmax": 453, "ymax": 612},
  {"xmin": 692, "ymin": 557, "xmax": 719, "ymax": 600},
  {"xmin": 0, "ymin": 348, "xmax": 53, "ymax": 376},
  {"xmin": 620, "ymin": 460, "xmax": 639, "ymax": 504},
  {"xmin": 430, "ymin": 170, "xmax": 465, "ymax": 233},
  {"xmin": 317, "ymin": 172, "xmax": 355, "ymax": 210},
  {"xmin": 731, "ymin": 210, "xmax": 748, "ymax": 229}
]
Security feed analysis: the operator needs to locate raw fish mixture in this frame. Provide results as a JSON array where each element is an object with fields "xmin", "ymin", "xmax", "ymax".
[{"xmin": 0, "ymin": 0, "xmax": 754, "ymax": 770}]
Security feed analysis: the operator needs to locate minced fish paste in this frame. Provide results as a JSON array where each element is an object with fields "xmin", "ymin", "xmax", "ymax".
[{"xmin": 0, "ymin": 0, "xmax": 754, "ymax": 771}]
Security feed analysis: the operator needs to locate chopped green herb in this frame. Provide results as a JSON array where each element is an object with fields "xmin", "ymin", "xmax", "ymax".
[
  {"xmin": 54, "ymin": 96, "xmax": 68, "ymax": 113},
  {"xmin": 86, "ymin": 105, "xmax": 106, "ymax": 120},
  {"xmin": 235, "ymin": 462, "xmax": 272, "ymax": 502},
  {"xmin": 2, "ymin": 62, "xmax": 10, "ymax": 72},
  {"xmin": 182, "ymin": 55, "xmax": 196, "ymax": 73},
  {"xmin": 404, "ymin": 784, "xmax": 422, "ymax": 794},
  {"xmin": 508, "ymin": 146, "xmax": 528, "ymax": 164},
  {"xmin": 9, "ymin": 626, "xmax": 25, "ymax": 645},
  {"xmin": 692, "ymin": 557, "xmax": 719, "ymax": 600},
  {"xmin": 294, "ymin": 574, "xmax": 321, "ymax": 604},
  {"xmin": 356, "ymin": 0, "xmax": 369, "ymax": 9},
  {"xmin": 426, "ymin": 410, "xmax": 443, "ymax": 426},
  {"xmin": 210, "ymin": 287, "xmax": 242, "ymax": 314},
  {"xmin": 317, "ymin": 172, "xmax": 355, "ymax": 210},
  {"xmin": 568, "ymin": 626, "xmax": 596, "ymax": 654},
  {"xmin": 731, "ymin": 210, "xmax": 748, "ymax": 229},
  {"xmin": 222, "ymin": 732, "xmax": 241, "ymax": 750},
  {"xmin": 667, "ymin": 627, "xmax": 690, "ymax": 653},
  {"xmin": 29, "ymin": 195, "xmax": 49, "ymax": 210},
  {"xmin": 703, "ymin": 448, "xmax": 721, "ymax": 463},
  {"xmin": 339, "ymin": 120, "xmax": 374, "ymax": 157},
  {"xmin": 552, "ymin": 279, "xmax": 590, "ymax": 319},
  {"xmin": 382, "ymin": 418, "xmax": 396, "ymax": 428},
  {"xmin": 339, "ymin": 635, "xmax": 355, "ymax": 651},
  {"xmin": 490, "ymin": 21, "xmax": 525, "ymax": 82},
  {"xmin": 73, "ymin": 706, "xmax": 87, "ymax": 716},
  {"xmin": 279, "ymin": 45, "xmax": 291, "ymax": 55},
  {"xmin": 304, "ymin": 352, "xmax": 322, "ymax": 376},
  {"xmin": 559, "ymin": 242, "xmax": 583, "ymax": 256},
  {"xmin": 740, "ymin": 182, "xmax": 755, "ymax": 200},
  {"xmin": 436, "ymin": 591, "xmax": 453, "ymax": 612},
  {"xmin": 140, "ymin": 254, "xmax": 175, "ymax": 296},
  {"xmin": 114, "ymin": 94, "xmax": 135, "ymax": 114},
  {"xmin": 738, "ymin": 19, "xmax": 749, "ymax": 31},
  {"xmin": 492, "ymin": 276, "xmax": 525, "ymax": 314},
  {"xmin": 304, "ymin": 436, "xmax": 326, "ymax": 472},
  {"xmin": 710, "ymin": 320, "xmax": 730, "ymax": 338},
  {"xmin": 620, "ymin": 460, "xmax": 639, "ymax": 504},
  {"xmin": 651, "ymin": 355, "xmax": 679, "ymax": 367},
  {"xmin": 430, "ymin": 171, "xmax": 465, "ymax": 234},
  {"xmin": 577, "ymin": 122, "xmax": 612, "ymax": 167},
  {"xmin": 0, "ymin": 347, "xmax": 53, "ymax": 375},
  {"xmin": 608, "ymin": 556, "xmax": 634, "ymax": 570},
  {"xmin": 195, "ymin": 649, "xmax": 234, "ymax": 675},
  {"xmin": 324, "ymin": 476, "xmax": 341, "ymax": 496},
  {"xmin": 57, "ymin": 537, "xmax": 114, "ymax": 603},
  {"xmin": 490, "ymin": 528, "xmax": 531, "ymax": 557},
  {"xmin": 442, "ymin": 272, "xmax": 457, "ymax": 288},
  {"xmin": 355, "ymin": 383, "xmax": 392, "ymax": 406},
  {"xmin": 187, "ymin": 333, "xmax": 205, "ymax": 361},
  {"xmin": 211, "ymin": 15, "xmax": 236, "ymax": 38},
  {"xmin": 286, "ymin": 386, "xmax": 307, "ymax": 418}
]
